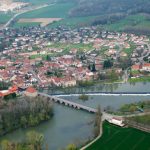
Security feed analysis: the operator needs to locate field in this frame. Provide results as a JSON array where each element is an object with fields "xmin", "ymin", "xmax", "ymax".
[
  {"xmin": 21, "ymin": 0, "xmax": 54, "ymax": 5},
  {"xmin": 129, "ymin": 76, "xmax": 150, "ymax": 83},
  {"xmin": 18, "ymin": 18, "xmax": 62, "ymax": 27},
  {"xmin": 47, "ymin": 43, "xmax": 93, "ymax": 51},
  {"xmin": 104, "ymin": 14, "xmax": 150, "ymax": 31},
  {"xmin": 13, "ymin": 2, "xmax": 98, "ymax": 28},
  {"xmin": 128, "ymin": 115, "xmax": 150, "ymax": 126},
  {"xmin": 0, "ymin": 12, "xmax": 13, "ymax": 25},
  {"xmin": 17, "ymin": 3, "xmax": 75, "ymax": 19},
  {"xmin": 87, "ymin": 121, "xmax": 150, "ymax": 150},
  {"xmin": 14, "ymin": 2, "xmax": 75, "ymax": 27}
]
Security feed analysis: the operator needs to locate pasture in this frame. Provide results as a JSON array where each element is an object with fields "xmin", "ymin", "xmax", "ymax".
[{"xmin": 87, "ymin": 121, "xmax": 150, "ymax": 150}]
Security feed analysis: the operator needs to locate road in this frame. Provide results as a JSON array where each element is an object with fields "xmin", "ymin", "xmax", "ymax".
[
  {"xmin": 138, "ymin": 43, "xmax": 150, "ymax": 62},
  {"xmin": 30, "ymin": 69, "xmax": 42, "ymax": 85}
]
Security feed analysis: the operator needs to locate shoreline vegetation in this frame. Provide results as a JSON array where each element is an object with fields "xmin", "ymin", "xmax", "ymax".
[
  {"xmin": 1, "ymin": 131, "xmax": 45, "ymax": 150},
  {"xmin": 0, "ymin": 95, "xmax": 53, "ymax": 136},
  {"xmin": 79, "ymin": 94, "xmax": 89, "ymax": 101},
  {"xmin": 104, "ymin": 100, "xmax": 150, "ymax": 116}
]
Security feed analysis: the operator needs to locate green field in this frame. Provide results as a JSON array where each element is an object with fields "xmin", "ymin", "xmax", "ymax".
[
  {"xmin": 129, "ymin": 76, "xmax": 150, "ymax": 83},
  {"xmin": 14, "ymin": 1, "xmax": 97, "ymax": 28},
  {"xmin": 14, "ymin": 2, "xmax": 75, "ymax": 27},
  {"xmin": 21, "ymin": 0, "xmax": 54, "ymax": 5},
  {"xmin": 104, "ymin": 14, "xmax": 150, "ymax": 31},
  {"xmin": 0, "ymin": 13, "xmax": 13, "ymax": 24},
  {"xmin": 87, "ymin": 121, "xmax": 150, "ymax": 150},
  {"xmin": 128, "ymin": 115, "xmax": 150, "ymax": 126},
  {"xmin": 18, "ymin": 3, "xmax": 75, "ymax": 18},
  {"xmin": 48, "ymin": 43, "xmax": 93, "ymax": 51}
]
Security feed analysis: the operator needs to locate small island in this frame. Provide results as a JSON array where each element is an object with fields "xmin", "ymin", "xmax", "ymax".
[{"xmin": 79, "ymin": 94, "xmax": 89, "ymax": 101}]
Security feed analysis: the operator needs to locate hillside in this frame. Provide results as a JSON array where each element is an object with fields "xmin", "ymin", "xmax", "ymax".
[{"xmin": 70, "ymin": 0, "xmax": 150, "ymax": 17}]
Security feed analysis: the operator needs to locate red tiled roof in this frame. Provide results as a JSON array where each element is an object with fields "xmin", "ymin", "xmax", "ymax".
[
  {"xmin": 143, "ymin": 63, "xmax": 150, "ymax": 67},
  {"xmin": 9, "ymin": 85, "xmax": 18, "ymax": 92},
  {"xmin": 26, "ymin": 87, "xmax": 37, "ymax": 93},
  {"xmin": 131, "ymin": 65, "xmax": 142, "ymax": 70},
  {"xmin": 0, "ymin": 92, "xmax": 3, "ymax": 97}
]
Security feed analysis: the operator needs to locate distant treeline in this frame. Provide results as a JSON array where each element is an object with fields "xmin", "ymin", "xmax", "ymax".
[
  {"xmin": 68, "ymin": 0, "xmax": 150, "ymax": 32},
  {"xmin": 70, "ymin": 0, "xmax": 150, "ymax": 17}
]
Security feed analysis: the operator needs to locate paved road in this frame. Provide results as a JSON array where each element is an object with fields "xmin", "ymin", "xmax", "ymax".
[
  {"xmin": 138, "ymin": 43, "xmax": 150, "ymax": 62},
  {"xmin": 30, "ymin": 69, "xmax": 42, "ymax": 85}
]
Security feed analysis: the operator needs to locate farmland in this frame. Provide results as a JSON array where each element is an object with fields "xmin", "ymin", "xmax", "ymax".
[
  {"xmin": 104, "ymin": 14, "xmax": 150, "ymax": 31},
  {"xmin": 87, "ymin": 121, "xmax": 150, "ymax": 150},
  {"xmin": 0, "ymin": 13, "xmax": 13, "ymax": 26},
  {"xmin": 14, "ymin": 2, "xmax": 76, "ymax": 27},
  {"xmin": 18, "ymin": 18, "xmax": 62, "ymax": 27}
]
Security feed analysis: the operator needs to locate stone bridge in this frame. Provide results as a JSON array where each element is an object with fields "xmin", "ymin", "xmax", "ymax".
[{"xmin": 38, "ymin": 92, "xmax": 97, "ymax": 113}]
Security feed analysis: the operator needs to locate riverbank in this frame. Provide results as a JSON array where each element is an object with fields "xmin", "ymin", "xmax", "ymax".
[{"xmin": 129, "ymin": 76, "xmax": 150, "ymax": 83}]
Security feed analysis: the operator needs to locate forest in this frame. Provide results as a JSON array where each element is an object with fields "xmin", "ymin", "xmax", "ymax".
[{"xmin": 70, "ymin": 0, "xmax": 150, "ymax": 17}]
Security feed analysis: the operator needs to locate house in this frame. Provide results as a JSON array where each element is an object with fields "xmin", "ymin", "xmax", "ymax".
[
  {"xmin": 108, "ymin": 117, "xmax": 125, "ymax": 127},
  {"xmin": 62, "ymin": 77, "xmax": 76, "ymax": 87},
  {"xmin": 51, "ymin": 77, "xmax": 62, "ymax": 87},
  {"xmin": 131, "ymin": 64, "xmax": 142, "ymax": 71},
  {"xmin": 142, "ymin": 63, "xmax": 150, "ymax": 72},
  {"xmin": 24, "ymin": 86, "xmax": 37, "ymax": 97}
]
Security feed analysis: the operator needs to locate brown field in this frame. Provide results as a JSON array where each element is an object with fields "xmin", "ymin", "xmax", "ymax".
[{"xmin": 18, "ymin": 18, "xmax": 62, "ymax": 27}]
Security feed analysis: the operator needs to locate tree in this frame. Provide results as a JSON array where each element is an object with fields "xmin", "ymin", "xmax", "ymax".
[
  {"xmin": 66, "ymin": 144, "xmax": 77, "ymax": 150},
  {"xmin": 46, "ymin": 55, "xmax": 51, "ymax": 61},
  {"xmin": 20, "ymin": 116, "xmax": 27, "ymax": 128},
  {"xmin": 91, "ymin": 63, "xmax": 96, "ymax": 72},
  {"xmin": 103, "ymin": 59, "xmax": 113, "ymax": 69},
  {"xmin": 26, "ymin": 131, "xmax": 44, "ymax": 149},
  {"xmin": 129, "ymin": 105, "xmax": 137, "ymax": 112},
  {"xmin": 94, "ymin": 105, "xmax": 102, "ymax": 137},
  {"xmin": 1, "ymin": 140, "xmax": 10, "ymax": 150}
]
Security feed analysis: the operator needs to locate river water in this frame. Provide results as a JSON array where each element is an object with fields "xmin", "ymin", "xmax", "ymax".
[{"xmin": 1, "ymin": 82, "xmax": 150, "ymax": 150}]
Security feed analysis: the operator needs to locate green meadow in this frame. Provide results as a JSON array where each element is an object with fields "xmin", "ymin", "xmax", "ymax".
[
  {"xmin": 0, "ymin": 13, "xmax": 14, "ymax": 24},
  {"xmin": 87, "ymin": 121, "xmax": 150, "ymax": 150},
  {"xmin": 104, "ymin": 14, "xmax": 150, "ymax": 31}
]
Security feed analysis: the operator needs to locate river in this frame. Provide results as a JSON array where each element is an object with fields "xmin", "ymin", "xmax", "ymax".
[{"xmin": 0, "ymin": 82, "xmax": 150, "ymax": 150}]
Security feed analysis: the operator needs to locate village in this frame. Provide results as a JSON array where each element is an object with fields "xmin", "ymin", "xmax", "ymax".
[{"xmin": 0, "ymin": 26, "xmax": 150, "ymax": 97}]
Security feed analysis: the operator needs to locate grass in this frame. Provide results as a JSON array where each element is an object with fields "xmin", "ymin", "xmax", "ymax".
[
  {"xmin": 128, "ymin": 115, "xmax": 150, "ymax": 126},
  {"xmin": 14, "ymin": 2, "xmax": 97, "ymax": 28},
  {"xmin": 87, "ymin": 121, "xmax": 150, "ymax": 150},
  {"xmin": 49, "ymin": 15, "xmax": 97, "ymax": 28},
  {"xmin": 129, "ymin": 76, "xmax": 150, "ymax": 83},
  {"xmin": 21, "ymin": 0, "xmax": 54, "ymax": 5},
  {"xmin": 104, "ymin": 14, "xmax": 150, "ymax": 31},
  {"xmin": 0, "ymin": 13, "xmax": 14, "ymax": 24},
  {"xmin": 48, "ymin": 43, "xmax": 93, "ymax": 51},
  {"xmin": 17, "ymin": 3, "xmax": 75, "ymax": 19},
  {"xmin": 14, "ymin": 22, "xmax": 40, "ymax": 28}
]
